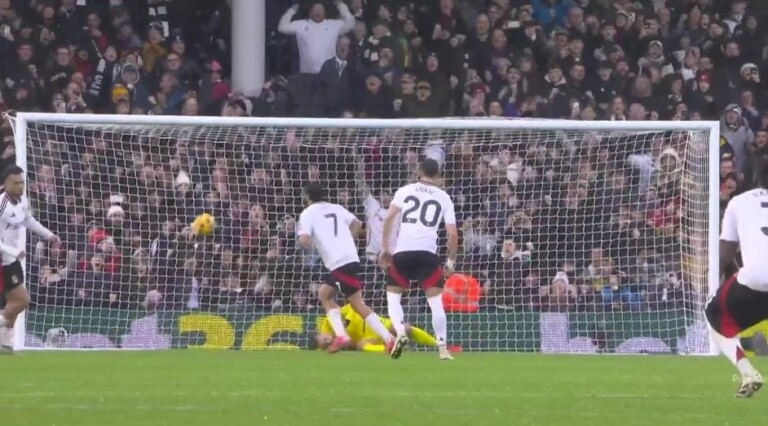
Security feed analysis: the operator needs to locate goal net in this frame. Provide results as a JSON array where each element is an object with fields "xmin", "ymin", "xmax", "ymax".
[{"xmin": 9, "ymin": 114, "xmax": 719, "ymax": 354}]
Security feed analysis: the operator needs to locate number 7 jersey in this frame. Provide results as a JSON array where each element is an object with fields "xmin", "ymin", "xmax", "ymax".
[
  {"xmin": 392, "ymin": 182, "xmax": 456, "ymax": 255},
  {"xmin": 298, "ymin": 202, "xmax": 360, "ymax": 271}
]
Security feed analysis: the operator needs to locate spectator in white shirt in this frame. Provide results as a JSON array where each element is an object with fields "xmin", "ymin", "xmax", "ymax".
[{"xmin": 278, "ymin": 0, "xmax": 355, "ymax": 74}]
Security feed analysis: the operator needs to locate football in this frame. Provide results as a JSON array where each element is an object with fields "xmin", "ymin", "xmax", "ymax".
[{"xmin": 193, "ymin": 213, "xmax": 216, "ymax": 236}]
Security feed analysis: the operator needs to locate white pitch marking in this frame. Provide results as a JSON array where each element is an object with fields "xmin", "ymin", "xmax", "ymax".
[{"xmin": 0, "ymin": 390, "xmax": 700, "ymax": 400}]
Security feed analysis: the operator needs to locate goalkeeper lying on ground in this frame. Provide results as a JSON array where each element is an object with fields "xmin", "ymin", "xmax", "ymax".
[{"xmin": 316, "ymin": 304, "xmax": 437, "ymax": 353}]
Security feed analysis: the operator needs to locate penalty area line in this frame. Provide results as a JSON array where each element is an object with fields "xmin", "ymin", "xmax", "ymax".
[
  {"xmin": 0, "ymin": 391, "xmax": 692, "ymax": 400},
  {"xmin": 0, "ymin": 403, "xmax": 494, "ymax": 415}
]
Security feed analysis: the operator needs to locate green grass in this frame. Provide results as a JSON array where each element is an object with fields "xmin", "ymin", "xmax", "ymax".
[{"xmin": 2, "ymin": 351, "xmax": 766, "ymax": 426}]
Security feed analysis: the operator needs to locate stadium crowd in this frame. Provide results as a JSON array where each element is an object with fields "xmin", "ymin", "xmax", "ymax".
[{"xmin": 0, "ymin": 0, "xmax": 763, "ymax": 315}]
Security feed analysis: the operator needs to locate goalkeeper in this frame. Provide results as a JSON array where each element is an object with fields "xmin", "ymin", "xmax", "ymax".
[{"xmin": 316, "ymin": 304, "xmax": 437, "ymax": 353}]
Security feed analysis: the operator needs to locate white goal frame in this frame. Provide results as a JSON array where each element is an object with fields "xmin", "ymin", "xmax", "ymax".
[{"xmin": 12, "ymin": 113, "xmax": 721, "ymax": 354}]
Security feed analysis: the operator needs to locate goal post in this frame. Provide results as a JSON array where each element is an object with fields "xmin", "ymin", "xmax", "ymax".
[{"xmin": 10, "ymin": 112, "xmax": 720, "ymax": 354}]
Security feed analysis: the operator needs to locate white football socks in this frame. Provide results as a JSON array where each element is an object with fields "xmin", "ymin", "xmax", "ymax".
[
  {"xmin": 326, "ymin": 308, "xmax": 350, "ymax": 339},
  {"xmin": 365, "ymin": 313, "xmax": 393, "ymax": 342},
  {"xmin": 427, "ymin": 294, "xmax": 448, "ymax": 348},
  {"xmin": 0, "ymin": 314, "xmax": 6, "ymax": 328},
  {"xmin": 0, "ymin": 325, "xmax": 13, "ymax": 348},
  {"xmin": 386, "ymin": 292, "xmax": 407, "ymax": 337},
  {"xmin": 709, "ymin": 326, "xmax": 757, "ymax": 377}
]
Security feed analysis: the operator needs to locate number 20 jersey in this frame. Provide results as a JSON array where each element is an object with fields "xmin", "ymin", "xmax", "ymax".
[{"xmin": 392, "ymin": 182, "xmax": 456, "ymax": 255}]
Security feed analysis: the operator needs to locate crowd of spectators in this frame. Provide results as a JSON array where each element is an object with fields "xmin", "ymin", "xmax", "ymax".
[{"xmin": 1, "ymin": 0, "xmax": 765, "ymax": 315}]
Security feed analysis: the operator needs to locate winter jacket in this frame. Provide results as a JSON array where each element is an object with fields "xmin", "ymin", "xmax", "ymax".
[{"xmin": 720, "ymin": 105, "xmax": 755, "ymax": 174}]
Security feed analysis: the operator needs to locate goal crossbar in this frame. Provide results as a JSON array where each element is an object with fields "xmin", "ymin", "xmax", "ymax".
[{"xmin": 16, "ymin": 112, "xmax": 719, "ymax": 131}]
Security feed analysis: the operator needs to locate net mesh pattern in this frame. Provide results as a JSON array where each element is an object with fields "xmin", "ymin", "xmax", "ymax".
[{"xmin": 13, "ymin": 119, "xmax": 712, "ymax": 353}]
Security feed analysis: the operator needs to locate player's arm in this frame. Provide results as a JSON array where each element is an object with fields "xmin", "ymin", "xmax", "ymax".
[
  {"xmin": 363, "ymin": 187, "xmax": 376, "ymax": 218},
  {"xmin": 297, "ymin": 211, "xmax": 313, "ymax": 249},
  {"xmin": 298, "ymin": 234, "xmax": 313, "ymax": 249},
  {"xmin": 719, "ymin": 201, "xmax": 739, "ymax": 277},
  {"xmin": 362, "ymin": 189, "xmax": 376, "ymax": 242},
  {"xmin": 382, "ymin": 196, "xmax": 402, "ymax": 254},
  {"xmin": 350, "ymin": 219, "xmax": 362, "ymax": 237},
  {"xmin": 24, "ymin": 205, "xmax": 55, "ymax": 242},
  {"xmin": 382, "ymin": 205, "xmax": 401, "ymax": 251},
  {"xmin": 443, "ymin": 198, "xmax": 459, "ymax": 271},
  {"xmin": 336, "ymin": 206, "xmax": 363, "ymax": 237}
]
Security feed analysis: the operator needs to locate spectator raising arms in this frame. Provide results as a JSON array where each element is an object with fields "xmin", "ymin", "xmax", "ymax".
[{"xmin": 278, "ymin": 0, "xmax": 355, "ymax": 75}]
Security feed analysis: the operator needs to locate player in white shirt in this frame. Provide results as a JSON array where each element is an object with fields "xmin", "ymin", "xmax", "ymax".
[
  {"xmin": 298, "ymin": 183, "xmax": 398, "ymax": 356},
  {"xmin": 0, "ymin": 166, "xmax": 60, "ymax": 353},
  {"xmin": 705, "ymin": 174, "xmax": 768, "ymax": 397},
  {"xmin": 380, "ymin": 159, "xmax": 459, "ymax": 360},
  {"xmin": 364, "ymin": 188, "xmax": 397, "ymax": 262}
]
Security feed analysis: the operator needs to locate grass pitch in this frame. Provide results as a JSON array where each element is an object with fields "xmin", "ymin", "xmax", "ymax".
[{"xmin": 3, "ymin": 351, "xmax": 766, "ymax": 426}]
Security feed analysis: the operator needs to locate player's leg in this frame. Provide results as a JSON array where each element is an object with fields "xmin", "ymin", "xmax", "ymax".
[
  {"xmin": 418, "ymin": 253, "xmax": 452, "ymax": 360},
  {"xmin": 317, "ymin": 281, "xmax": 352, "ymax": 353},
  {"xmin": 708, "ymin": 325, "xmax": 762, "ymax": 398},
  {"xmin": 0, "ymin": 262, "xmax": 27, "ymax": 353},
  {"xmin": 0, "ymin": 263, "xmax": 7, "ymax": 329},
  {"xmin": 385, "ymin": 285, "xmax": 406, "ymax": 335},
  {"xmin": 386, "ymin": 254, "xmax": 409, "ymax": 338},
  {"xmin": 0, "ymin": 284, "xmax": 28, "ymax": 353},
  {"xmin": 390, "ymin": 322, "xmax": 438, "ymax": 346},
  {"xmin": 742, "ymin": 332, "xmax": 768, "ymax": 356},
  {"xmin": 424, "ymin": 286, "xmax": 452, "ymax": 360},
  {"xmin": 346, "ymin": 292, "xmax": 394, "ymax": 345},
  {"xmin": 386, "ymin": 254, "xmax": 411, "ymax": 358},
  {"xmin": 704, "ymin": 277, "xmax": 764, "ymax": 397},
  {"xmin": 357, "ymin": 338, "xmax": 385, "ymax": 353},
  {"xmin": 333, "ymin": 263, "xmax": 397, "ymax": 352},
  {"xmin": 318, "ymin": 284, "xmax": 349, "ymax": 338},
  {"xmin": 404, "ymin": 324, "xmax": 438, "ymax": 347}
]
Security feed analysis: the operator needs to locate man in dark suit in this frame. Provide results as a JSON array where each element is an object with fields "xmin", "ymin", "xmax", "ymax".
[{"xmin": 317, "ymin": 36, "xmax": 354, "ymax": 117}]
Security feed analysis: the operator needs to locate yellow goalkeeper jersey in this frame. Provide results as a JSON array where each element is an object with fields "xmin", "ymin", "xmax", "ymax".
[{"xmin": 318, "ymin": 304, "xmax": 392, "ymax": 344}]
